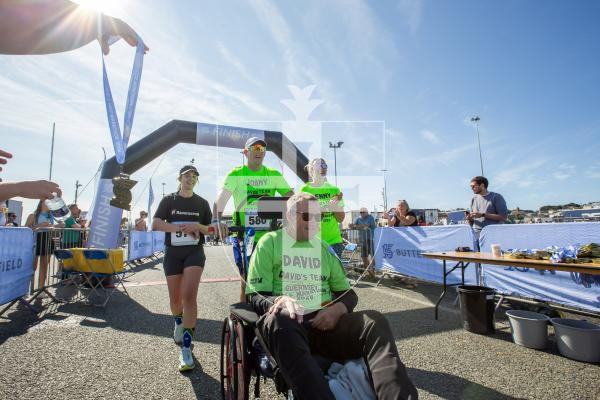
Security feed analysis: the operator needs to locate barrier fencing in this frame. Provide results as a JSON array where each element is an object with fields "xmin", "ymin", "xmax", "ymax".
[
  {"xmin": 373, "ymin": 223, "xmax": 600, "ymax": 314},
  {"xmin": 0, "ymin": 226, "xmax": 166, "ymax": 315}
]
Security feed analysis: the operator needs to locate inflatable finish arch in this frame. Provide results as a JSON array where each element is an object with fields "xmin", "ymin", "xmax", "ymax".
[{"xmin": 88, "ymin": 120, "xmax": 309, "ymax": 249}]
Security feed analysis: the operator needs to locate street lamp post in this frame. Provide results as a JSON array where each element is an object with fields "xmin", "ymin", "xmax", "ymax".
[
  {"xmin": 162, "ymin": 182, "xmax": 166, "ymax": 197},
  {"xmin": 74, "ymin": 180, "xmax": 83, "ymax": 204},
  {"xmin": 381, "ymin": 168, "xmax": 388, "ymax": 212},
  {"xmin": 328, "ymin": 141, "xmax": 344, "ymax": 185},
  {"xmin": 471, "ymin": 116, "xmax": 484, "ymax": 176}
]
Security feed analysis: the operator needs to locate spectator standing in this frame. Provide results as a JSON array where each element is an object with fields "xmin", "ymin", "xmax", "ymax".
[
  {"xmin": 385, "ymin": 200, "xmax": 419, "ymax": 288},
  {"xmin": 25, "ymin": 200, "xmax": 56, "ymax": 290},
  {"xmin": 135, "ymin": 211, "xmax": 148, "ymax": 231},
  {"xmin": 467, "ymin": 176, "xmax": 508, "ymax": 245},
  {"xmin": 386, "ymin": 200, "xmax": 418, "ymax": 227},
  {"xmin": 6, "ymin": 212, "xmax": 18, "ymax": 226},
  {"xmin": 62, "ymin": 204, "xmax": 85, "ymax": 248},
  {"xmin": 350, "ymin": 207, "xmax": 377, "ymax": 279},
  {"xmin": 0, "ymin": 201, "xmax": 7, "ymax": 226}
]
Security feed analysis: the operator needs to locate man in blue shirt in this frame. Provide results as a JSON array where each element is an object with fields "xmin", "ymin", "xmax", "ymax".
[{"xmin": 350, "ymin": 207, "xmax": 377, "ymax": 279}]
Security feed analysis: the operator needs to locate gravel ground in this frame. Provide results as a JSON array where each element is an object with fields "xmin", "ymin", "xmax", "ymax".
[{"xmin": 1, "ymin": 245, "xmax": 599, "ymax": 400}]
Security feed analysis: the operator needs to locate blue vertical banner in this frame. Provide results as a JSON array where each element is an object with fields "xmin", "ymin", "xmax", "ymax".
[
  {"xmin": 147, "ymin": 179, "xmax": 154, "ymax": 231},
  {"xmin": 0, "ymin": 228, "xmax": 34, "ymax": 305}
]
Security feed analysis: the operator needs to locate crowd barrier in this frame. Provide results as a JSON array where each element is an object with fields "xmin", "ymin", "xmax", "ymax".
[
  {"xmin": 0, "ymin": 227, "xmax": 34, "ymax": 306},
  {"xmin": 373, "ymin": 225, "xmax": 478, "ymax": 284},
  {"xmin": 479, "ymin": 222, "xmax": 600, "ymax": 313},
  {"xmin": 0, "ymin": 227, "xmax": 167, "ymax": 312},
  {"xmin": 127, "ymin": 230, "xmax": 166, "ymax": 261}
]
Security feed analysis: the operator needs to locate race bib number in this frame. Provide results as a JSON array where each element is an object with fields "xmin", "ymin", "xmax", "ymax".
[
  {"xmin": 171, "ymin": 221, "xmax": 200, "ymax": 247},
  {"xmin": 244, "ymin": 210, "xmax": 270, "ymax": 230}
]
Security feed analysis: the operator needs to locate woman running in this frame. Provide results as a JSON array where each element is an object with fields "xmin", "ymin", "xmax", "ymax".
[{"xmin": 152, "ymin": 165, "xmax": 212, "ymax": 372}]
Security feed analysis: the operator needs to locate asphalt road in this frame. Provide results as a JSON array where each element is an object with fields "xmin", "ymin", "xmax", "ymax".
[{"xmin": 1, "ymin": 245, "xmax": 599, "ymax": 399}]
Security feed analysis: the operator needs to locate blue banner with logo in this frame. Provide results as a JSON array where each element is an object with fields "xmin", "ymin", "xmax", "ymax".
[
  {"xmin": 374, "ymin": 225, "xmax": 478, "ymax": 284},
  {"xmin": 480, "ymin": 223, "xmax": 600, "ymax": 312},
  {"xmin": 152, "ymin": 231, "xmax": 165, "ymax": 253},
  {"xmin": 127, "ymin": 231, "xmax": 153, "ymax": 261},
  {"xmin": 0, "ymin": 228, "xmax": 34, "ymax": 305}
]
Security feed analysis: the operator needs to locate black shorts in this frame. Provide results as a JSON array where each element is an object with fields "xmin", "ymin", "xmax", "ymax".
[
  {"xmin": 163, "ymin": 245, "xmax": 206, "ymax": 276},
  {"xmin": 35, "ymin": 231, "xmax": 55, "ymax": 256}
]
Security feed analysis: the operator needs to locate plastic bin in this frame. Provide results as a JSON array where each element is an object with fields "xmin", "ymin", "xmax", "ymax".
[
  {"xmin": 506, "ymin": 310, "xmax": 549, "ymax": 349},
  {"xmin": 458, "ymin": 285, "xmax": 496, "ymax": 334},
  {"xmin": 551, "ymin": 318, "xmax": 600, "ymax": 363}
]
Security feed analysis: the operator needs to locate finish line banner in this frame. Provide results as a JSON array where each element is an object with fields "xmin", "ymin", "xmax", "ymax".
[
  {"xmin": 374, "ymin": 225, "xmax": 477, "ymax": 284},
  {"xmin": 0, "ymin": 228, "xmax": 34, "ymax": 305},
  {"xmin": 480, "ymin": 223, "xmax": 600, "ymax": 312}
]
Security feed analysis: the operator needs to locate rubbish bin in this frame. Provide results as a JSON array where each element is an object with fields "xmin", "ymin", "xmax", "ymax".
[{"xmin": 458, "ymin": 285, "xmax": 496, "ymax": 334}]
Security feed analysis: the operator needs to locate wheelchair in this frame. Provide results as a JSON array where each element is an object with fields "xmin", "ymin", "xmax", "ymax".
[{"xmin": 220, "ymin": 302, "xmax": 295, "ymax": 400}]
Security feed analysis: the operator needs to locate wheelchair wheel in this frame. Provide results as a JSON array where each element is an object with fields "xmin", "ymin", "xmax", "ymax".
[{"xmin": 220, "ymin": 317, "xmax": 250, "ymax": 400}]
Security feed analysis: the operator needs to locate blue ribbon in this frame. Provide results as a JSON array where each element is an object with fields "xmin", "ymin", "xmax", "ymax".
[{"xmin": 102, "ymin": 37, "xmax": 145, "ymax": 165}]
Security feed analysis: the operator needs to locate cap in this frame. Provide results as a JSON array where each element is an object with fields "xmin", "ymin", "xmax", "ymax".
[
  {"xmin": 179, "ymin": 165, "xmax": 199, "ymax": 176},
  {"xmin": 244, "ymin": 137, "xmax": 267, "ymax": 149},
  {"xmin": 359, "ymin": 207, "xmax": 368, "ymax": 213}
]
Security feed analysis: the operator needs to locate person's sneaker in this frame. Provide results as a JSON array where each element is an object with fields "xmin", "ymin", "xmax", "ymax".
[
  {"xmin": 179, "ymin": 347, "xmax": 195, "ymax": 372},
  {"xmin": 174, "ymin": 322, "xmax": 184, "ymax": 344}
]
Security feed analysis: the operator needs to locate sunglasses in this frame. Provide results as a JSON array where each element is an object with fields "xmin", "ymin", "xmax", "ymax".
[
  {"xmin": 247, "ymin": 144, "xmax": 266, "ymax": 153},
  {"xmin": 296, "ymin": 211, "xmax": 322, "ymax": 222}
]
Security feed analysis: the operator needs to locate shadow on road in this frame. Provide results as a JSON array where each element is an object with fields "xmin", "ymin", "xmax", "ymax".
[{"xmin": 408, "ymin": 367, "xmax": 518, "ymax": 400}]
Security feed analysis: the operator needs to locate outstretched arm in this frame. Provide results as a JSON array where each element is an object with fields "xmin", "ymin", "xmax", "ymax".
[{"xmin": 0, "ymin": 0, "xmax": 148, "ymax": 55}]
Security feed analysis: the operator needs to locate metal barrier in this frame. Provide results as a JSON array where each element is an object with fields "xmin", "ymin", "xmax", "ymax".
[
  {"xmin": 27, "ymin": 227, "xmax": 138, "ymax": 307},
  {"xmin": 340, "ymin": 228, "xmax": 373, "ymax": 275}
]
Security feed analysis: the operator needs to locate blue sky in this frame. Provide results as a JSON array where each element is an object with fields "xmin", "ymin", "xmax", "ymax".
[{"xmin": 1, "ymin": 0, "xmax": 599, "ymax": 219}]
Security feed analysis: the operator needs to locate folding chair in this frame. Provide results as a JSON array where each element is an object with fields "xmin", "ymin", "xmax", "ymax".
[
  {"xmin": 339, "ymin": 242, "xmax": 359, "ymax": 271},
  {"xmin": 80, "ymin": 249, "xmax": 130, "ymax": 307}
]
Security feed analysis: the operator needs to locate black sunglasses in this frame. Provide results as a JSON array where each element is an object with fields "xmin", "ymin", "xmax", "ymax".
[{"xmin": 296, "ymin": 211, "xmax": 322, "ymax": 222}]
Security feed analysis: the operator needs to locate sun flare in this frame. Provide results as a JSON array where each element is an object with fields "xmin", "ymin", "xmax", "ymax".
[{"xmin": 73, "ymin": 0, "xmax": 123, "ymax": 15}]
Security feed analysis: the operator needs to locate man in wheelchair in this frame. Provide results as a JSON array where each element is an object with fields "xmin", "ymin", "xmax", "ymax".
[{"xmin": 245, "ymin": 193, "xmax": 418, "ymax": 399}]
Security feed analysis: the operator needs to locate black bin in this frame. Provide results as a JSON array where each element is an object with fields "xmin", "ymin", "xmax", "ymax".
[{"xmin": 457, "ymin": 285, "xmax": 496, "ymax": 334}]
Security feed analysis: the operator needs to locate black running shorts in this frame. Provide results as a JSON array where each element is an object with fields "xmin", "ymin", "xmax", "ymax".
[{"xmin": 163, "ymin": 245, "xmax": 206, "ymax": 276}]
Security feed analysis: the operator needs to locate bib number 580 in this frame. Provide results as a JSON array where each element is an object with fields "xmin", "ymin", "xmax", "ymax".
[{"xmin": 248, "ymin": 216, "xmax": 266, "ymax": 226}]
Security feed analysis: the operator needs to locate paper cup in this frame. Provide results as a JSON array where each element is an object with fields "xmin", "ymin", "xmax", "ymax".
[{"xmin": 491, "ymin": 244, "xmax": 502, "ymax": 257}]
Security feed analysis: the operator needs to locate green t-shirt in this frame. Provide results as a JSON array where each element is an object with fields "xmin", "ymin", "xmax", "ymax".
[
  {"xmin": 299, "ymin": 181, "xmax": 344, "ymax": 245},
  {"xmin": 246, "ymin": 229, "xmax": 350, "ymax": 312},
  {"xmin": 62, "ymin": 217, "xmax": 80, "ymax": 245},
  {"xmin": 222, "ymin": 165, "xmax": 292, "ymax": 240}
]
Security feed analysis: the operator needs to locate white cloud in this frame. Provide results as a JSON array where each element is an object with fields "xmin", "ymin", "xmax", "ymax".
[
  {"xmin": 585, "ymin": 162, "xmax": 600, "ymax": 179},
  {"xmin": 421, "ymin": 129, "xmax": 440, "ymax": 144},
  {"xmin": 397, "ymin": 0, "xmax": 424, "ymax": 35},
  {"xmin": 553, "ymin": 163, "xmax": 576, "ymax": 181},
  {"xmin": 494, "ymin": 159, "xmax": 548, "ymax": 189},
  {"xmin": 215, "ymin": 41, "xmax": 261, "ymax": 87}
]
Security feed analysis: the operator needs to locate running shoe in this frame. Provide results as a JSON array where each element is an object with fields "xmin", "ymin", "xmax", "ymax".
[
  {"xmin": 174, "ymin": 322, "xmax": 184, "ymax": 344},
  {"xmin": 179, "ymin": 347, "xmax": 195, "ymax": 372}
]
